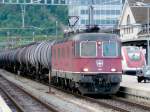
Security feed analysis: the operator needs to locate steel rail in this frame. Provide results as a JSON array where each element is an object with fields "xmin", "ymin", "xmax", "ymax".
[
  {"xmin": 52, "ymin": 84, "xmax": 150, "ymax": 112},
  {"xmin": 112, "ymin": 96, "xmax": 150, "ymax": 111},
  {"xmin": 51, "ymin": 85, "xmax": 129, "ymax": 112},
  {"xmin": 0, "ymin": 87, "xmax": 25, "ymax": 112},
  {"xmin": 2, "ymin": 71, "xmax": 150, "ymax": 112},
  {"xmin": 27, "ymin": 78, "xmax": 130, "ymax": 112},
  {"xmin": 0, "ymin": 75, "xmax": 59, "ymax": 112}
]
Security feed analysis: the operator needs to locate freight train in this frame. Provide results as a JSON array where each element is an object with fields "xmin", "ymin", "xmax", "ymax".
[
  {"xmin": 0, "ymin": 31, "xmax": 122, "ymax": 95},
  {"xmin": 122, "ymin": 46, "xmax": 146, "ymax": 74}
]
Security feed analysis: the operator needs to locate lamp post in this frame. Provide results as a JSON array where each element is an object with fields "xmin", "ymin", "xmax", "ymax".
[
  {"xmin": 88, "ymin": 0, "xmax": 94, "ymax": 27},
  {"xmin": 147, "ymin": 7, "xmax": 150, "ymax": 65}
]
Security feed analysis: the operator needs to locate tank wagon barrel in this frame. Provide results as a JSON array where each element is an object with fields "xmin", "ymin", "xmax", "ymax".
[{"xmin": 0, "ymin": 41, "xmax": 55, "ymax": 75}]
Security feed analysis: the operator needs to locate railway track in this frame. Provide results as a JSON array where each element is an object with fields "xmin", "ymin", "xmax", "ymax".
[
  {"xmin": 1, "ymin": 70, "xmax": 150, "ymax": 112},
  {"xmin": 51, "ymin": 85, "xmax": 150, "ymax": 112},
  {"xmin": 0, "ymin": 75, "xmax": 58, "ymax": 112},
  {"xmin": 18, "ymin": 75, "xmax": 150, "ymax": 112},
  {"xmin": 0, "ymin": 87, "xmax": 21, "ymax": 112}
]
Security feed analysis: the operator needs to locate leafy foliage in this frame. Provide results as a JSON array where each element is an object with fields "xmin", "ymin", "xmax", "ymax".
[{"xmin": 0, "ymin": 5, "xmax": 68, "ymax": 36}]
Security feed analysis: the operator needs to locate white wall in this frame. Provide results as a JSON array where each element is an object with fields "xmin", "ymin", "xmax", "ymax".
[{"xmin": 119, "ymin": 2, "xmax": 141, "ymax": 41}]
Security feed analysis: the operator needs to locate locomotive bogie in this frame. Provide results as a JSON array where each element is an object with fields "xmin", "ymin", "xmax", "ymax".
[{"xmin": 51, "ymin": 71, "xmax": 121, "ymax": 94}]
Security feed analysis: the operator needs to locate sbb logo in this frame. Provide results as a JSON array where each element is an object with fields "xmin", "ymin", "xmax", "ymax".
[{"xmin": 96, "ymin": 60, "xmax": 103, "ymax": 67}]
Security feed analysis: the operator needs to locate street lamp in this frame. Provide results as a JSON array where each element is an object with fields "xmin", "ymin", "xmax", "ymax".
[{"xmin": 147, "ymin": 7, "xmax": 150, "ymax": 65}]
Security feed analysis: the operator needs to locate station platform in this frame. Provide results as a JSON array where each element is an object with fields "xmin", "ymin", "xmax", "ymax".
[
  {"xmin": 0, "ymin": 95, "xmax": 12, "ymax": 112},
  {"xmin": 121, "ymin": 75, "xmax": 150, "ymax": 90},
  {"xmin": 120, "ymin": 75, "xmax": 150, "ymax": 100}
]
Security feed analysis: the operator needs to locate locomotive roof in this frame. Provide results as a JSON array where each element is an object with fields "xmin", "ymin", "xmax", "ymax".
[
  {"xmin": 56, "ymin": 33, "xmax": 120, "ymax": 43},
  {"xmin": 71, "ymin": 33, "xmax": 119, "ymax": 41}
]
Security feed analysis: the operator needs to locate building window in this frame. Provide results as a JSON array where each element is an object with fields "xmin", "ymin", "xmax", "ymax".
[
  {"xmin": 81, "ymin": 10, "xmax": 88, "ymax": 14},
  {"xmin": 96, "ymin": 20, "xmax": 100, "ymax": 24},
  {"xmin": 96, "ymin": 10, "xmax": 100, "ymax": 14},
  {"xmin": 95, "ymin": 10, "xmax": 120, "ymax": 15},
  {"xmin": 131, "ymin": 27, "xmax": 133, "ymax": 33},
  {"xmin": 86, "ymin": 20, "xmax": 89, "ymax": 25},
  {"xmin": 101, "ymin": 20, "xmax": 105, "ymax": 24},
  {"xmin": 106, "ymin": 20, "xmax": 110, "ymax": 24},
  {"xmin": 100, "ymin": 10, "xmax": 106, "ymax": 15},
  {"xmin": 81, "ymin": 10, "xmax": 85, "ymax": 14},
  {"xmin": 86, "ymin": 10, "xmax": 89, "ymax": 14},
  {"xmin": 124, "ymin": 28, "xmax": 126, "ymax": 34},
  {"xmin": 127, "ymin": 15, "xmax": 131, "ymax": 25},
  {"xmin": 106, "ymin": 10, "xmax": 111, "ymax": 15},
  {"xmin": 81, "ymin": 19, "xmax": 86, "ymax": 24},
  {"xmin": 81, "ymin": 19, "xmax": 89, "ymax": 25},
  {"xmin": 111, "ymin": 10, "xmax": 116, "ymax": 15},
  {"xmin": 116, "ymin": 10, "xmax": 120, "ymax": 15}
]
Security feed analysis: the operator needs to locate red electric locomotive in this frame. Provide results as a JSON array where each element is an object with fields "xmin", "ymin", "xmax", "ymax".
[{"xmin": 51, "ymin": 32, "xmax": 122, "ymax": 94}]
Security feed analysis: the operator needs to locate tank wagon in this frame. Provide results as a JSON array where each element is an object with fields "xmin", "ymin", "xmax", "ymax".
[{"xmin": 0, "ymin": 33, "xmax": 122, "ymax": 95}]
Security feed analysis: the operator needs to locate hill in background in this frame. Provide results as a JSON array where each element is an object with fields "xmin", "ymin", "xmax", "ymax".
[{"xmin": 0, "ymin": 5, "xmax": 68, "ymax": 37}]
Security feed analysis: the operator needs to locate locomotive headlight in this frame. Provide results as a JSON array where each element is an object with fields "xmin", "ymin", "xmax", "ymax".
[
  {"xmin": 97, "ymin": 41, "xmax": 101, "ymax": 45},
  {"xmin": 111, "ymin": 68, "xmax": 117, "ymax": 72},
  {"xmin": 83, "ymin": 68, "xmax": 89, "ymax": 72}
]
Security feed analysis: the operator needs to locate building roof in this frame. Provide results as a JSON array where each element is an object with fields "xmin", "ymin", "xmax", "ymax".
[{"xmin": 128, "ymin": 0, "xmax": 150, "ymax": 24}]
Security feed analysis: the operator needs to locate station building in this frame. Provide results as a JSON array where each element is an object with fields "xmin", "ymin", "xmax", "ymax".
[
  {"xmin": 119, "ymin": 0, "xmax": 150, "ymax": 64},
  {"xmin": 119, "ymin": 0, "xmax": 150, "ymax": 41}
]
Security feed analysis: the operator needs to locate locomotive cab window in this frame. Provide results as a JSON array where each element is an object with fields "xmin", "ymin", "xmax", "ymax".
[
  {"xmin": 80, "ymin": 41, "xmax": 97, "ymax": 57},
  {"xmin": 103, "ymin": 41, "xmax": 117, "ymax": 57}
]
